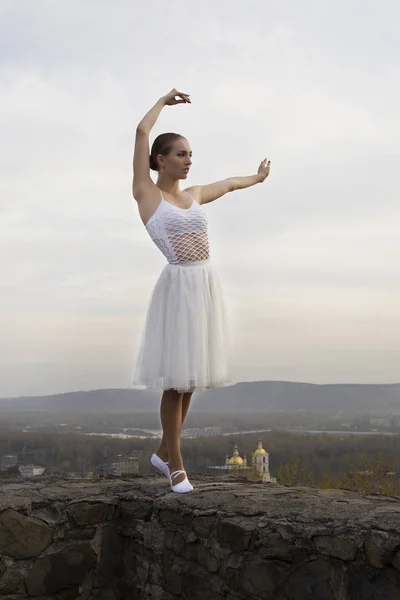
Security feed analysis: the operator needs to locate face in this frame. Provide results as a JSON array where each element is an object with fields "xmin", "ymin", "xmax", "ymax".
[{"xmin": 158, "ymin": 138, "xmax": 192, "ymax": 179}]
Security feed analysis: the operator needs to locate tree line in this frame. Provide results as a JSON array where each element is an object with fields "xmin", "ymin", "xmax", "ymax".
[{"xmin": 1, "ymin": 429, "xmax": 400, "ymax": 496}]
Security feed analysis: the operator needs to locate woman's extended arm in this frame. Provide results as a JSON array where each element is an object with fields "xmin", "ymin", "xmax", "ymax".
[
  {"xmin": 187, "ymin": 159, "xmax": 271, "ymax": 205},
  {"xmin": 230, "ymin": 160, "xmax": 271, "ymax": 194},
  {"xmin": 231, "ymin": 172, "xmax": 266, "ymax": 190}
]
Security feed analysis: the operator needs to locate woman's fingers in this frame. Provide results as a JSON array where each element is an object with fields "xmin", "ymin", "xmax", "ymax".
[
  {"xmin": 164, "ymin": 90, "xmax": 191, "ymax": 106},
  {"xmin": 177, "ymin": 91, "xmax": 191, "ymax": 103},
  {"xmin": 170, "ymin": 93, "xmax": 191, "ymax": 105},
  {"xmin": 164, "ymin": 88, "xmax": 191, "ymax": 105},
  {"xmin": 257, "ymin": 158, "xmax": 271, "ymax": 179}
]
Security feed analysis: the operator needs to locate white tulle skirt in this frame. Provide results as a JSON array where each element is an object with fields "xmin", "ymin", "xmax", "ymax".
[{"xmin": 132, "ymin": 259, "xmax": 233, "ymax": 393}]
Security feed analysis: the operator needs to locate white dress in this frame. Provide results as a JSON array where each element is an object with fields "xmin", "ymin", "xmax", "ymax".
[{"xmin": 132, "ymin": 189, "xmax": 233, "ymax": 393}]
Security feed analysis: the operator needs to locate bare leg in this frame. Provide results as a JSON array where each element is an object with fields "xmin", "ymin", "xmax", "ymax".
[
  {"xmin": 156, "ymin": 390, "xmax": 193, "ymax": 465},
  {"xmin": 159, "ymin": 388, "xmax": 187, "ymax": 485},
  {"xmin": 181, "ymin": 390, "xmax": 193, "ymax": 424}
]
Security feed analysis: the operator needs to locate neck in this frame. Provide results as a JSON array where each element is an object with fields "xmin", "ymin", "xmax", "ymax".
[{"xmin": 156, "ymin": 174, "xmax": 181, "ymax": 196}]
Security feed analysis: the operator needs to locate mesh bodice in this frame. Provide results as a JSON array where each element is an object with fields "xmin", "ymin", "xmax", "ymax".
[{"xmin": 145, "ymin": 191, "xmax": 210, "ymax": 264}]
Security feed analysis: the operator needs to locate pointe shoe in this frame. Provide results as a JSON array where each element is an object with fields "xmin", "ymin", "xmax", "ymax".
[
  {"xmin": 150, "ymin": 453, "xmax": 170, "ymax": 478},
  {"xmin": 169, "ymin": 469, "xmax": 194, "ymax": 493}
]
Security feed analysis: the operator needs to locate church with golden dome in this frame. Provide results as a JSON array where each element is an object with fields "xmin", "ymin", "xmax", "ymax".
[
  {"xmin": 225, "ymin": 444, "xmax": 248, "ymax": 469},
  {"xmin": 207, "ymin": 439, "xmax": 276, "ymax": 483}
]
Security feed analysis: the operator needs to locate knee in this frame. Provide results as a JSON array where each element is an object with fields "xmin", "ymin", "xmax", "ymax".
[
  {"xmin": 164, "ymin": 386, "xmax": 195, "ymax": 394},
  {"xmin": 163, "ymin": 388, "xmax": 184, "ymax": 399}
]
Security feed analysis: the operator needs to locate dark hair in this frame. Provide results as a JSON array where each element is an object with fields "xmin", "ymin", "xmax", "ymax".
[{"xmin": 149, "ymin": 132, "xmax": 185, "ymax": 172}]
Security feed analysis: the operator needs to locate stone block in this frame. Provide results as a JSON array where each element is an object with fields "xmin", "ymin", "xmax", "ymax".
[
  {"xmin": 119, "ymin": 499, "xmax": 153, "ymax": 520},
  {"xmin": 164, "ymin": 567, "xmax": 182, "ymax": 595},
  {"xmin": 117, "ymin": 518, "xmax": 145, "ymax": 540},
  {"xmin": 0, "ymin": 508, "xmax": 53, "ymax": 559},
  {"xmin": 0, "ymin": 566, "xmax": 24, "ymax": 594},
  {"xmin": 224, "ymin": 566, "xmax": 240, "ymax": 590},
  {"xmin": 312, "ymin": 534, "xmax": 357, "ymax": 561},
  {"xmin": 158, "ymin": 509, "xmax": 192, "ymax": 526},
  {"xmin": 218, "ymin": 516, "xmax": 258, "ymax": 551},
  {"xmin": 88, "ymin": 588, "xmax": 119, "ymax": 599},
  {"xmin": 197, "ymin": 542, "xmax": 220, "ymax": 573},
  {"xmin": 392, "ymin": 547, "xmax": 400, "ymax": 572},
  {"xmin": 135, "ymin": 554, "xmax": 149, "ymax": 585},
  {"xmin": 25, "ymin": 542, "xmax": 97, "ymax": 596},
  {"xmin": 185, "ymin": 541, "xmax": 199, "ymax": 561},
  {"xmin": 66, "ymin": 526, "xmax": 96, "ymax": 540},
  {"xmin": 167, "ymin": 529, "xmax": 185, "ymax": 555},
  {"xmin": 143, "ymin": 519, "xmax": 165, "ymax": 552},
  {"xmin": 93, "ymin": 522, "xmax": 124, "ymax": 588},
  {"xmin": 257, "ymin": 531, "xmax": 302, "ymax": 562},
  {"xmin": 67, "ymin": 501, "xmax": 115, "ymax": 526},
  {"xmin": 206, "ymin": 535, "xmax": 232, "ymax": 561},
  {"xmin": 182, "ymin": 572, "xmax": 211, "ymax": 596},
  {"xmin": 58, "ymin": 587, "xmax": 82, "ymax": 599},
  {"xmin": 242, "ymin": 557, "xmax": 280, "ymax": 600},
  {"xmin": 284, "ymin": 558, "xmax": 333, "ymax": 600},
  {"xmin": 349, "ymin": 565, "xmax": 400, "ymax": 600},
  {"xmin": 364, "ymin": 541, "xmax": 385, "ymax": 569},
  {"xmin": 119, "ymin": 581, "xmax": 141, "ymax": 600},
  {"xmin": 192, "ymin": 515, "xmax": 218, "ymax": 538},
  {"xmin": 31, "ymin": 504, "xmax": 66, "ymax": 526}
]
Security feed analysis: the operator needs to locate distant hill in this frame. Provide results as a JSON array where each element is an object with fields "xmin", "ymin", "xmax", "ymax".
[{"xmin": 0, "ymin": 381, "xmax": 399, "ymax": 414}]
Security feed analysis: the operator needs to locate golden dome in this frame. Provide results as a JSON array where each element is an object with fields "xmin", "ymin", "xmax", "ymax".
[
  {"xmin": 254, "ymin": 439, "xmax": 267, "ymax": 455},
  {"xmin": 227, "ymin": 444, "xmax": 244, "ymax": 466}
]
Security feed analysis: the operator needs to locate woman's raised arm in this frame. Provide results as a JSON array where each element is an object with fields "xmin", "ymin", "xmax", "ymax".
[
  {"xmin": 132, "ymin": 89, "xmax": 191, "ymax": 200},
  {"xmin": 132, "ymin": 98, "xmax": 164, "ymax": 199}
]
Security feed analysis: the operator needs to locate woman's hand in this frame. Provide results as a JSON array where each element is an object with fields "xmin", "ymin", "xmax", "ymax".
[
  {"xmin": 135, "ymin": 90, "xmax": 190, "ymax": 135},
  {"xmin": 257, "ymin": 158, "xmax": 271, "ymax": 181},
  {"xmin": 162, "ymin": 88, "xmax": 191, "ymax": 106}
]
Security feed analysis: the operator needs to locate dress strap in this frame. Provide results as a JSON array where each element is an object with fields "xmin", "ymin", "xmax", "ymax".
[{"xmin": 184, "ymin": 190, "xmax": 196, "ymax": 202}]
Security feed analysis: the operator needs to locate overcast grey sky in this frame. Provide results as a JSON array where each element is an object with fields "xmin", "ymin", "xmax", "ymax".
[{"xmin": 1, "ymin": 0, "xmax": 399, "ymax": 397}]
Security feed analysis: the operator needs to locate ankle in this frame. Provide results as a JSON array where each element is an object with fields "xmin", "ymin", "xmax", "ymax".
[
  {"xmin": 168, "ymin": 459, "xmax": 184, "ymax": 472},
  {"xmin": 155, "ymin": 449, "xmax": 169, "ymax": 462}
]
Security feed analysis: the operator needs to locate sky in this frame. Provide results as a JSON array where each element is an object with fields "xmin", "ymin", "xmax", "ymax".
[{"xmin": 1, "ymin": 0, "xmax": 399, "ymax": 397}]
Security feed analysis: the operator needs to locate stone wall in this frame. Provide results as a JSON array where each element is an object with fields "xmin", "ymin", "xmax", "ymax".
[{"xmin": 1, "ymin": 474, "xmax": 400, "ymax": 599}]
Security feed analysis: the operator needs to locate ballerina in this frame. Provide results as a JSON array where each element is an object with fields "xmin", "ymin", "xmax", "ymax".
[{"xmin": 132, "ymin": 88, "xmax": 271, "ymax": 492}]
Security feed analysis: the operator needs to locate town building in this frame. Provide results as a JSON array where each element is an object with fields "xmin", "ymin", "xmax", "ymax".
[
  {"xmin": 252, "ymin": 439, "xmax": 276, "ymax": 483},
  {"xmin": 0, "ymin": 454, "xmax": 18, "ymax": 471},
  {"xmin": 18, "ymin": 464, "xmax": 46, "ymax": 477},
  {"xmin": 207, "ymin": 439, "xmax": 277, "ymax": 483},
  {"xmin": 101, "ymin": 453, "xmax": 139, "ymax": 476},
  {"xmin": 207, "ymin": 443, "xmax": 250, "ymax": 476},
  {"xmin": 370, "ymin": 415, "xmax": 395, "ymax": 429}
]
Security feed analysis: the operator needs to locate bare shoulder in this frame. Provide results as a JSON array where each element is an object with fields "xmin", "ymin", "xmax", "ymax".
[
  {"xmin": 134, "ymin": 181, "xmax": 162, "ymax": 227},
  {"xmin": 132, "ymin": 178, "xmax": 158, "ymax": 204},
  {"xmin": 183, "ymin": 186, "xmax": 202, "ymax": 205},
  {"xmin": 184, "ymin": 179, "xmax": 234, "ymax": 206}
]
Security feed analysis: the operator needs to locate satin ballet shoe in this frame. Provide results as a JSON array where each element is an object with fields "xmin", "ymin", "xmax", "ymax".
[
  {"xmin": 169, "ymin": 469, "xmax": 194, "ymax": 493},
  {"xmin": 150, "ymin": 453, "xmax": 170, "ymax": 478}
]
